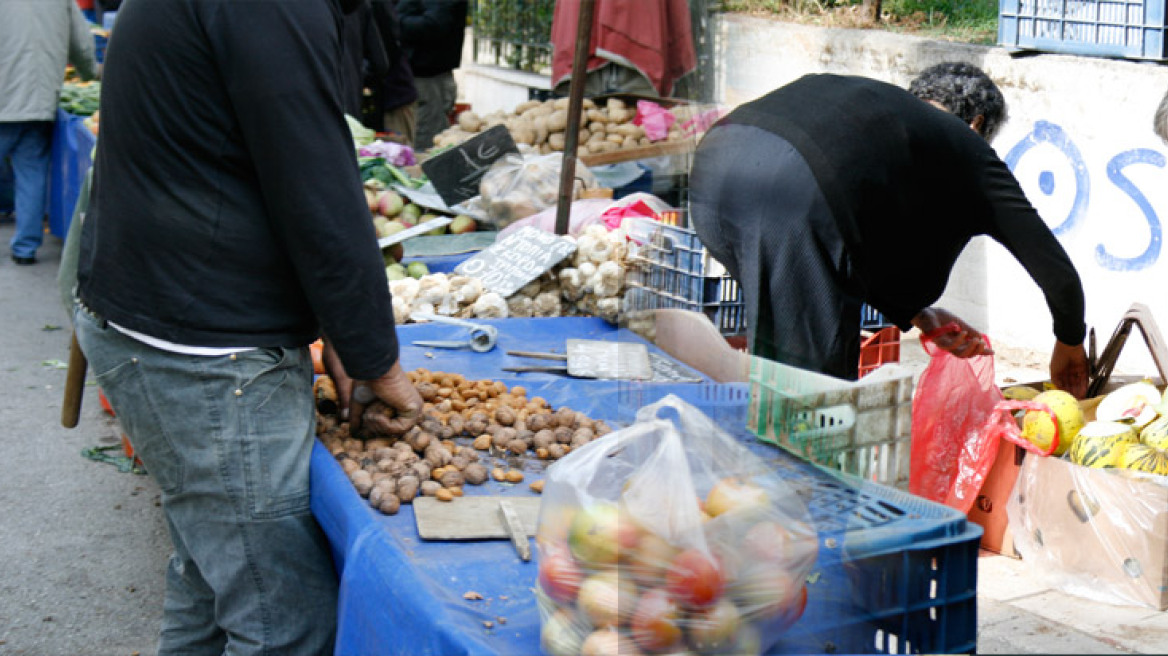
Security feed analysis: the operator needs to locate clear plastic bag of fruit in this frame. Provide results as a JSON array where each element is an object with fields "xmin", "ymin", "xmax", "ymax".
[
  {"xmin": 535, "ymin": 394, "xmax": 819, "ymax": 655},
  {"xmin": 479, "ymin": 153, "xmax": 598, "ymax": 229}
]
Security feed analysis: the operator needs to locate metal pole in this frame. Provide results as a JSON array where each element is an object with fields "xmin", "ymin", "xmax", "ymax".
[{"xmin": 553, "ymin": 0, "xmax": 596, "ymax": 236}]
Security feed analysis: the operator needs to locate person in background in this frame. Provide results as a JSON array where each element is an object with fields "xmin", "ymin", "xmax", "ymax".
[
  {"xmin": 550, "ymin": 0, "xmax": 696, "ymax": 98},
  {"xmin": 394, "ymin": 0, "xmax": 467, "ymax": 150},
  {"xmin": 341, "ymin": 0, "xmax": 389, "ymax": 120},
  {"xmin": 0, "ymin": 0, "xmax": 97, "ymax": 266},
  {"xmin": 369, "ymin": 0, "xmax": 418, "ymax": 143},
  {"xmin": 73, "ymin": 0, "xmax": 422, "ymax": 653},
  {"xmin": 689, "ymin": 62, "xmax": 1090, "ymax": 397}
]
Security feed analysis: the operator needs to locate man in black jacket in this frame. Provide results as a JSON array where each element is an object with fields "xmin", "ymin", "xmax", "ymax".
[
  {"xmin": 74, "ymin": 1, "xmax": 422, "ymax": 652},
  {"xmin": 689, "ymin": 62, "xmax": 1090, "ymax": 396},
  {"xmin": 395, "ymin": 0, "xmax": 467, "ymax": 150}
]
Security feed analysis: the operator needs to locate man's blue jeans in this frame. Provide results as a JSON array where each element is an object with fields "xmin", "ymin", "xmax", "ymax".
[
  {"xmin": 0, "ymin": 121, "xmax": 51, "ymax": 259},
  {"xmin": 74, "ymin": 306, "xmax": 338, "ymax": 655}
]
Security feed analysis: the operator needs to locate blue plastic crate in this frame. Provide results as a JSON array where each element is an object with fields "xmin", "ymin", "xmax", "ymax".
[
  {"xmin": 741, "ymin": 441, "xmax": 979, "ymax": 654},
  {"xmin": 999, "ymin": 0, "xmax": 1168, "ymax": 61},
  {"xmin": 861, "ymin": 303, "xmax": 893, "ymax": 331},
  {"xmin": 624, "ymin": 283, "xmax": 748, "ymax": 336}
]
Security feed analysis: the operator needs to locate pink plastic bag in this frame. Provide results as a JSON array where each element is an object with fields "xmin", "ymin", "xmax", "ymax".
[
  {"xmin": 909, "ymin": 339, "xmax": 1004, "ymax": 513},
  {"xmin": 633, "ymin": 100, "xmax": 676, "ymax": 142}
]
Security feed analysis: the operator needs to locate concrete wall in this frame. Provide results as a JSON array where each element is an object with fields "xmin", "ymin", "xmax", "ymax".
[{"xmin": 459, "ymin": 16, "xmax": 1168, "ymax": 374}]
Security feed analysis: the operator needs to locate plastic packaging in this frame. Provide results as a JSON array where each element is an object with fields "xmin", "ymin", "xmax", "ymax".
[
  {"xmin": 1009, "ymin": 453, "xmax": 1168, "ymax": 609},
  {"xmin": 478, "ymin": 153, "xmax": 598, "ymax": 229},
  {"xmin": 535, "ymin": 395, "xmax": 818, "ymax": 655},
  {"xmin": 909, "ymin": 341, "xmax": 1003, "ymax": 512}
]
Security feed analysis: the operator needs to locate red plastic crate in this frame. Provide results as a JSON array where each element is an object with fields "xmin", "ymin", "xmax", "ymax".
[{"xmin": 858, "ymin": 326, "xmax": 901, "ymax": 378}]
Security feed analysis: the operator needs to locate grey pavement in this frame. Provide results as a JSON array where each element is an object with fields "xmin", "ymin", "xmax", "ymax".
[{"xmin": 1, "ymin": 220, "xmax": 1166, "ymax": 655}]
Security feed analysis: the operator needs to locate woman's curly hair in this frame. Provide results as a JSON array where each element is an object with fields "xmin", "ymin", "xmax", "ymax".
[{"xmin": 909, "ymin": 62, "xmax": 1007, "ymax": 142}]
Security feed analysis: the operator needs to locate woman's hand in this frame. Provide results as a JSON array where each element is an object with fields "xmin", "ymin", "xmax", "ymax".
[
  {"xmin": 911, "ymin": 306, "xmax": 994, "ymax": 358},
  {"xmin": 1050, "ymin": 340, "xmax": 1089, "ymax": 399}
]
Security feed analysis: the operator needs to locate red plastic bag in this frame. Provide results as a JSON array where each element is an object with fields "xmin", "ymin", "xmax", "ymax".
[{"xmin": 909, "ymin": 339, "xmax": 1004, "ymax": 513}]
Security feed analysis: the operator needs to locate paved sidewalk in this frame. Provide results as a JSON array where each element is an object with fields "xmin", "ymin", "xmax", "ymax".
[{"xmin": 1, "ymin": 222, "xmax": 1166, "ymax": 654}]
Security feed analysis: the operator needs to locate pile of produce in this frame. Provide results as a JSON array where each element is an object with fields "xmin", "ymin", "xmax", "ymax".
[
  {"xmin": 386, "ymin": 224, "xmax": 629, "ymax": 325},
  {"xmin": 59, "ymin": 81, "xmax": 100, "ymax": 116},
  {"xmin": 1015, "ymin": 381, "xmax": 1168, "ymax": 475},
  {"xmin": 535, "ymin": 396, "xmax": 818, "ymax": 655},
  {"xmin": 364, "ymin": 186, "xmax": 478, "ymax": 268},
  {"xmin": 431, "ymin": 97, "xmax": 707, "ymax": 157},
  {"xmin": 314, "ymin": 370, "xmax": 612, "ymax": 515}
]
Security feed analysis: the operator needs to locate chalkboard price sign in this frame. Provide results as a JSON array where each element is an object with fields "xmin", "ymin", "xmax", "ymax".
[
  {"xmin": 454, "ymin": 226, "xmax": 577, "ymax": 298},
  {"xmin": 421, "ymin": 125, "xmax": 519, "ymax": 207}
]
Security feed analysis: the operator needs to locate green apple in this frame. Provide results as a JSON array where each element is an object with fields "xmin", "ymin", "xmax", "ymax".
[
  {"xmin": 385, "ymin": 263, "xmax": 408, "ymax": 281},
  {"xmin": 418, "ymin": 214, "xmax": 447, "ymax": 236},
  {"xmin": 401, "ymin": 203, "xmax": 422, "ymax": 225},
  {"xmin": 406, "ymin": 261, "xmax": 430, "ymax": 279},
  {"xmin": 377, "ymin": 190, "xmax": 404, "ymax": 217},
  {"xmin": 449, "ymin": 214, "xmax": 477, "ymax": 234}
]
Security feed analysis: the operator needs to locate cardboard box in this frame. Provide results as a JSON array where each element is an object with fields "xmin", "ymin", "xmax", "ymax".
[
  {"xmin": 1008, "ymin": 453, "xmax": 1168, "ymax": 609},
  {"xmin": 967, "ymin": 440, "xmax": 1023, "ymax": 557}
]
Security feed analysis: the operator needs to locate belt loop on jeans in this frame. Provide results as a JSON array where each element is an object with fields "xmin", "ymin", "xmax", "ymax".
[{"xmin": 78, "ymin": 299, "xmax": 108, "ymax": 329}]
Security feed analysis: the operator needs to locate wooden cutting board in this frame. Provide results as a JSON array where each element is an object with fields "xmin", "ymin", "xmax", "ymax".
[{"xmin": 414, "ymin": 496, "xmax": 542, "ymax": 540}]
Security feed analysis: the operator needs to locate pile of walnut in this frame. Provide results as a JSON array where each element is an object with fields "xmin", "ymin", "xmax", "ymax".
[
  {"xmin": 315, "ymin": 370, "xmax": 612, "ymax": 516},
  {"xmin": 388, "ymin": 224, "xmax": 628, "ymax": 325},
  {"xmin": 431, "ymin": 97, "xmax": 706, "ymax": 157}
]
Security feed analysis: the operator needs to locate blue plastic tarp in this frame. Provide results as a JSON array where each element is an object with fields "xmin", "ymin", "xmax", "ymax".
[{"xmin": 310, "ymin": 318, "xmax": 980, "ymax": 655}]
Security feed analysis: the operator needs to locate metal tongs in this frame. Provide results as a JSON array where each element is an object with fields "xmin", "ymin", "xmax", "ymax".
[{"xmin": 410, "ymin": 312, "xmax": 498, "ymax": 353}]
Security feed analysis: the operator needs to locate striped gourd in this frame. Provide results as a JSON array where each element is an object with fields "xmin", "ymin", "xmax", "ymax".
[
  {"xmin": 1068, "ymin": 421, "xmax": 1138, "ymax": 468},
  {"xmin": 1140, "ymin": 415, "xmax": 1168, "ymax": 450},
  {"xmin": 1119, "ymin": 443, "xmax": 1168, "ymax": 475}
]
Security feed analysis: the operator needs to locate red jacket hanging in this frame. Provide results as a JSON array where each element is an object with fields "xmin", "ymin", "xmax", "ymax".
[{"xmin": 551, "ymin": 0, "xmax": 697, "ymax": 97}]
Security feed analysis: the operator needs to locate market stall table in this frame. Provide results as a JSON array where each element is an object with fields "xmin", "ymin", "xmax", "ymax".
[{"xmin": 310, "ymin": 318, "xmax": 979, "ymax": 655}]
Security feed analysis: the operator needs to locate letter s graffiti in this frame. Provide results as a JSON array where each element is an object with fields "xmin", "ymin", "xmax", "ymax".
[
  {"xmin": 1003, "ymin": 121, "xmax": 1089, "ymax": 237},
  {"xmin": 1096, "ymin": 149, "xmax": 1164, "ymax": 272}
]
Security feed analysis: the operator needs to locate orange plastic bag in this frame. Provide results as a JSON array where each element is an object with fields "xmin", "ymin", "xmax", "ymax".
[{"xmin": 909, "ymin": 338, "xmax": 1004, "ymax": 512}]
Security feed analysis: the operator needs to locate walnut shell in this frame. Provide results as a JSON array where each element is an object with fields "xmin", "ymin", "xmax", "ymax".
[
  {"xmin": 464, "ymin": 463, "xmax": 489, "ymax": 485},
  {"xmin": 440, "ymin": 470, "xmax": 465, "ymax": 488},
  {"xmin": 507, "ymin": 439, "xmax": 529, "ymax": 455},
  {"xmin": 378, "ymin": 495, "xmax": 401, "ymax": 515}
]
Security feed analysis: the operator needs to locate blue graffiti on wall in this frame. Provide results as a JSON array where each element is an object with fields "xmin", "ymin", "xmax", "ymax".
[{"xmin": 1003, "ymin": 120, "xmax": 1165, "ymax": 272}]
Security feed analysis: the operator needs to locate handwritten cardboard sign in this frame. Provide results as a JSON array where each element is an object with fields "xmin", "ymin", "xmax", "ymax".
[
  {"xmin": 421, "ymin": 125, "xmax": 519, "ymax": 207},
  {"xmin": 454, "ymin": 226, "xmax": 577, "ymax": 298}
]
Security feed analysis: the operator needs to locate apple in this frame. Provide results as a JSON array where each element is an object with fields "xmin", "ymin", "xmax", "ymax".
[
  {"xmin": 377, "ymin": 189, "xmax": 404, "ymax": 217},
  {"xmin": 541, "ymin": 608, "xmax": 585, "ymax": 656},
  {"xmin": 742, "ymin": 520, "xmax": 816, "ymax": 566},
  {"xmin": 419, "ymin": 213, "xmax": 447, "ymax": 236},
  {"xmin": 569, "ymin": 504, "xmax": 624, "ymax": 567},
  {"xmin": 685, "ymin": 598, "xmax": 741, "ymax": 653},
  {"xmin": 449, "ymin": 214, "xmax": 477, "ymax": 234},
  {"xmin": 727, "ymin": 566, "xmax": 798, "ymax": 620},
  {"xmin": 385, "ymin": 263, "xmax": 408, "ymax": 281},
  {"xmin": 379, "ymin": 219, "xmax": 408, "ymax": 239},
  {"xmin": 381, "ymin": 244, "xmax": 403, "ymax": 266},
  {"xmin": 705, "ymin": 478, "xmax": 770, "ymax": 519},
  {"xmin": 630, "ymin": 588, "xmax": 684, "ymax": 652},
  {"xmin": 628, "ymin": 531, "xmax": 679, "ymax": 588},
  {"xmin": 401, "ymin": 202, "xmax": 422, "ymax": 224},
  {"xmin": 406, "ymin": 261, "xmax": 430, "ymax": 279},
  {"xmin": 364, "ymin": 187, "xmax": 380, "ymax": 213},
  {"xmin": 580, "ymin": 627, "xmax": 642, "ymax": 656},
  {"xmin": 372, "ymin": 215, "xmax": 392, "ymax": 239},
  {"xmin": 538, "ymin": 547, "xmax": 584, "ymax": 604},
  {"xmin": 576, "ymin": 570, "xmax": 637, "ymax": 628},
  {"xmin": 665, "ymin": 549, "xmax": 724, "ymax": 609}
]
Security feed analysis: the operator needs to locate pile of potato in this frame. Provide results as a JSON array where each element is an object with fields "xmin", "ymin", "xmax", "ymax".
[
  {"xmin": 431, "ymin": 97, "xmax": 703, "ymax": 157},
  {"xmin": 315, "ymin": 370, "xmax": 612, "ymax": 516}
]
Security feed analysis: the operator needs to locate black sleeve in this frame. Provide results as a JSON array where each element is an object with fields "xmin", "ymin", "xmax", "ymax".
[
  {"xmin": 203, "ymin": 0, "xmax": 399, "ymax": 380},
  {"xmin": 370, "ymin": 0, "xmax": 403, "ymax": 65},
  {"xmin": 362, "ymin": 3, "xmax": 390, "ymax": 81},
  {"xmin": 396, "ymin": 0, "xmax": 462, "ymax": 46},
  {"xmin": 981, "ymin": 153, "xmax": 1087, "ymax": 345}
]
